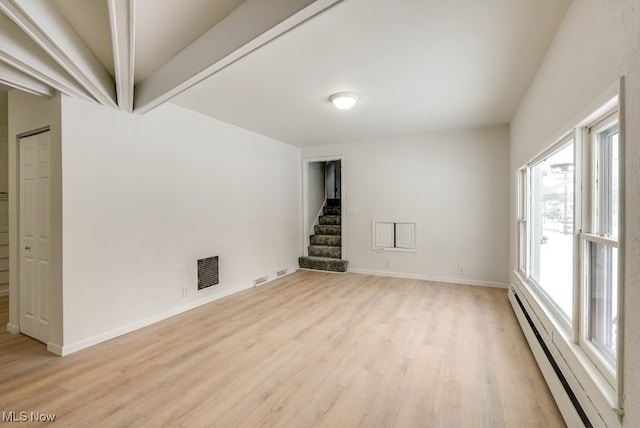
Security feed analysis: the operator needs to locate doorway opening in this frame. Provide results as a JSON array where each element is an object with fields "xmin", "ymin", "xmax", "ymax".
[{"xmin": 300, "ymin": 157, "xmax": 347, "ymax": 273}]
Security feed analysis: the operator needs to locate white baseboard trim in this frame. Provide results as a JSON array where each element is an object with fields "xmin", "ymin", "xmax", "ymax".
[
  {"xmin": 47, "ymin": 342, "xmax": 63, "ymax": 356},
  {"xmin": 6, "ymin": 322, "xmax": 19, "ymax": 334},
  {"xmin": 348, "ymin": 268, "xmax": 508, "ymax": 289},
  {"xmin": 59, "ymin": 283, "xmax": 253, "ymax": 356}
]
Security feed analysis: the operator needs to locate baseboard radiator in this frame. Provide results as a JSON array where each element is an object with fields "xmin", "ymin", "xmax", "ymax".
[{"xmin": 511, "ymin": 288, "xmax": 593, "ymax": 428}]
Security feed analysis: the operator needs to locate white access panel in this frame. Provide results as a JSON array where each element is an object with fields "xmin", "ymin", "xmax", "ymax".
[
  {"xmin": 395, "ymin": 223, "xmax": 416, "ymax": 249},
  {"xmin": 374, "ymin": 222, "xmax": 395, "ymax": 248}
]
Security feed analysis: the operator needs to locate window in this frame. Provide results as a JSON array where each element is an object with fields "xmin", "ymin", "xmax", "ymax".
[
  {"xmin": 580, "ymin": 116, "xmax": 620, "ymax": 376},
  {"xmin": 585, "ymin": 241, "xmax": 618, "ymax": 367},
  {"xmin": 517, "ymin": 168, "xmax": 527, "ymax": 275},
  {"xmin": 516, "ymin": 99, "xmax": 622, "ymax": 387},
  {"xmin": 528, "ymin": 139, "xmax": 574, "ymax": 320}
]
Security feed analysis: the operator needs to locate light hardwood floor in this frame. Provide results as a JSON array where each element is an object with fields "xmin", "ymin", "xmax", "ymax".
[{"xmin": 0, "ymin": 271, "xmax": 564, "ymax": 427}]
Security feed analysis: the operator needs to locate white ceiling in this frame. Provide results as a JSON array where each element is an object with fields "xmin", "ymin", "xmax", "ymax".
[
  {"xmin": 51, "ymin": 0, "xmax": 246, "ymax": 83},
  {"xmin": 0, "ymin": 0, "xmax": 572, "ymax": 147}
]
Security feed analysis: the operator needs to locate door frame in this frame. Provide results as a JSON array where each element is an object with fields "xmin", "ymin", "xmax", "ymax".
[
  {"xmin": 8, "ymin": 125, "xmax": 63, "ymax": 355},
  {"xmin": 16, "ymin": 128, "xmax": 51, "ymax": 344},
  {"xmin": 301, "ymin": 156, "xmax": 345, "ymax": 260}
]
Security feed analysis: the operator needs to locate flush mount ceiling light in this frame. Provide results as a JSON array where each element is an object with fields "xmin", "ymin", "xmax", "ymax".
[{"xmin": 329, "ymin": 92, "xmax": 360, "ymax": 110}]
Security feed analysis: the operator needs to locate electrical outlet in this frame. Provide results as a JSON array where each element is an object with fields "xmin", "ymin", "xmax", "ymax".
[
  {"xmin": 458, "ymin": 266, "xmax": 464, "ymax": 274},
  {"xmin": 183, "ymin": 288, "xmax": 188, "ymax": 297},
  {"xmin": 385, "ymin": 260, "xmax": 391, "ymax": 268}
]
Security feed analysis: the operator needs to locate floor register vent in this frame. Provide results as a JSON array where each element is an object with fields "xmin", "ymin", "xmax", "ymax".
[
  {"xmin": 197, "ymin": 256, "xmax": 219, "ymax": 290},
  {"xmin": 253, "ymin": 276, "xmax": 268, "ymax": 286},
  {"xmin": 512, "ymin": 289, "xmax": 592, "ymax": 428}
]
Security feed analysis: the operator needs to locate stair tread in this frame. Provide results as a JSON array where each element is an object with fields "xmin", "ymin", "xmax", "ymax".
[
  {"xmin": 300, "ymin": 256, "xmax": 347, "ymax": 262},
  {"xmin": 311, "ymin": 235, "xmax": 342, "ymax": 241},
  {"xmin": 314, "ymin": 225, "xmax": 341, "ymax": 236},
  {"xmin": 323, "ymin": 207, "xmax": 341, "ymax": 215},
  {"xmin": 319, "ymin": 216, "xmax": 341, "ymax": 225},
  {"xmin": 298, "ymin": 256, "xmax": 349, "ymax": 273},
  {"xmin": 308, "ymin": 244, "xmax": 342, "ymax": 259}
]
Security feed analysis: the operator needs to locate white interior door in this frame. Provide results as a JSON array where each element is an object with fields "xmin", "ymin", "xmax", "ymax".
[{"xmin": 19, "ymin": 131, "xmax": 51, "ymax": 344}]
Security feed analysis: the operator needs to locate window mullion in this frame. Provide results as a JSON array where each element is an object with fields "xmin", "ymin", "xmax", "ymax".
[{"xmin": 573, "ymin": 129, "xmax": 584, "ymax": 343}]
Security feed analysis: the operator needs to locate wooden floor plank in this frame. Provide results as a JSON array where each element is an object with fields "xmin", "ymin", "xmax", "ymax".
[{"xmin": 0, "ymin": 271, "xmax": 564, "ymax": 427}]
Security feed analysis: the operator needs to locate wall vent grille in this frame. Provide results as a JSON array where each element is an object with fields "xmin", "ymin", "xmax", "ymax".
[{"xmin": 197, "ymin": 256, "xmax": 219, "ymax": 290}]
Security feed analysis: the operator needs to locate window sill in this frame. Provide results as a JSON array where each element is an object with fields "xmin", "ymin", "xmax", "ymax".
[{"xmin": 373, "ymin": 247, "xmax": 417, "ymax": 253}]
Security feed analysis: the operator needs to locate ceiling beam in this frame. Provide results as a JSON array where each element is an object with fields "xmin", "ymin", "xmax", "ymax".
[
  {"xmin": 134, "ymin": 0, "xmax": 342, "ymax": 114},
  {"xmin": 0, "ymin": 61, "xmax": 53, "ymax": 97},
  {"xmin": 0, "ymin": 0, "xmax": 117, "ymax": 107},
  {"xmin": 108, "ymin": 0, "xmax": 135, "ymax": 112},
  {"xmin": 0, "ymin": 13, "xmax": 93, "ymax": 101}
]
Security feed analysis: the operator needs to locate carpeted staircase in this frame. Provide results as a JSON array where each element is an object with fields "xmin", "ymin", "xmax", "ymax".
[{"xmin": 298, "ymin": 200, "xmax": 348, "ymax": 273}]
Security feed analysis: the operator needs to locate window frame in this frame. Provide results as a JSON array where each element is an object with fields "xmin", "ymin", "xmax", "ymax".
[
  {"xmin": 578, "ymin": 110, "xmax": 621, "ymax": 388},
  {"xmin": 516, "ymin": 168, "xmax": 527, "ymax": 276},
  {"xmin": 523, "ymin": 134, "xmax": 576, "ymax": 328},
  {"xmin": 516, "ymin": 98, "xmax": 624, "ymax": 404}
]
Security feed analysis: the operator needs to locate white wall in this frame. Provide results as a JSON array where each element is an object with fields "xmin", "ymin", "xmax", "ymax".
[
  {"xmin": 59, "ymin": 97, "xmax": 301, "ymax": 352},
  {"xmin": 302, "ymin": 126, "xmax": 510, "ymax": 287},
  {"xmin": 510, "ymin": 0, "xmax": 640, "ymax": 426},
  {"xmin": 307, "ymin": 161, "xmax": 325, "ymax": 235}
]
